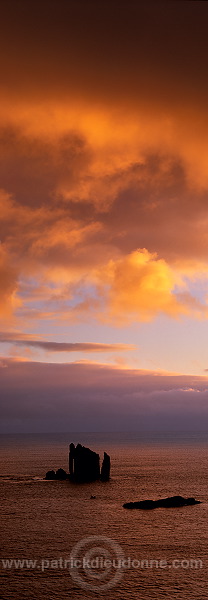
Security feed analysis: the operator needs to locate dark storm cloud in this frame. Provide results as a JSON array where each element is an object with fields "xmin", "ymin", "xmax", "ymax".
[{"xmin": 1, "ymin": 0, "xmax": 208, "ymax": 106}]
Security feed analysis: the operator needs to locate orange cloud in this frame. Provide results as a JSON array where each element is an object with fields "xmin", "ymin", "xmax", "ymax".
[
  {"xmin": 1, "ymin": 170, "xmax": 208, "ymax": 326},
  {"xmin": 96, "ymin": 249, "xmax": 205, "ymax": 323},
  {"xmin": 0, "ymin": 245, "xmax": 20, "ymax": 319},
  {"xmin": 0, "ymin": 2, "xmax": 208, "ymax": 329}
]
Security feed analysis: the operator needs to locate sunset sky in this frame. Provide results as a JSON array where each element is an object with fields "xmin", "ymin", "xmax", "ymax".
[{"xmin": 1, "ymin": 0, "xmax": 208, "ymax": 432}]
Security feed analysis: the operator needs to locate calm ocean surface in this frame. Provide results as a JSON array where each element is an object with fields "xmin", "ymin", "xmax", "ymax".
[{"xmin": 1, "ymin": 432, "xmax": 208, "ymax": 599}]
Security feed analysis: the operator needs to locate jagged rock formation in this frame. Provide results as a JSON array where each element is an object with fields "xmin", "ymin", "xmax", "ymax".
[
  {"xmin": 100, "ymin": 451, "xmax": 111, "ymax": 481},
  {"xmin": 69, "ymin": 443, "xmax": 100, "ymax": 482},
  {"xmin": 123, "ymin": 495, "xmax": 201, "ymax": 509},
  {"xmin": 45, "ymin": 443, "xmax": 111, "ymax": 482}
]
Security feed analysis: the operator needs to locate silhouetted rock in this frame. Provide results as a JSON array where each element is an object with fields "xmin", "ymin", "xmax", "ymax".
[
  {"xmin": 123, "ymin": 495, "xmax": 201, "ymax": 509},
  {"xmin": 45, "ymin": 443, "xmax": 111, "ymax": 482},
  {"xmin": 55, "ymin": 468, "xmax": 68, "ymax": 480},
  {"xmin": 100, "ymin": 452, "xmax": 111, "ymax": 481},
  {"xmin": 45, "ymin": 468, "xmax": 68, "ymax": 480},
  {"xmin": 69, "ymin": 443, "xmax": 100, "ymax": 482},
  {"xmin": 45, "ymin": 470, "xmax": 56, "ymax": 480}
]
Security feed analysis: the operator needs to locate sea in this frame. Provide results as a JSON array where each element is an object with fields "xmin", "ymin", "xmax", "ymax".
[{"xmin": 0, "ymin": 431, "xmax": 208, "ymax": 600}]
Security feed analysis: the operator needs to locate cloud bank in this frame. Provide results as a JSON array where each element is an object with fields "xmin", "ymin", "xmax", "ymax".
[{"xmin": 0, "ymin": 360, "xmax": 208, "ymax": 433}]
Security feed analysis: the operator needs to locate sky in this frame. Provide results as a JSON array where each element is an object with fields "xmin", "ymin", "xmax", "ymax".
[{"xmin": 1, "ymin": 0, "xmax": 208, "ymax": 433}]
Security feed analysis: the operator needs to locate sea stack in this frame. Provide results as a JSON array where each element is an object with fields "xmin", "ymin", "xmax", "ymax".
[
  {"xmin": 100, "ymin": 451, "xmax": 111, "ymax": 481},
  {"xmin": 69, "ymin": 442, "xmax": 101, "ymax": 482},
  {"xmin": 45, "ymin": 443, "xmax": 111, "ymax": 481}
]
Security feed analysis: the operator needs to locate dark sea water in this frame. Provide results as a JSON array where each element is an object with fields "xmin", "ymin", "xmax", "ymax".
[{"xmin": 0, "ymin": 432, "xmax": 208, "ymax": 600}]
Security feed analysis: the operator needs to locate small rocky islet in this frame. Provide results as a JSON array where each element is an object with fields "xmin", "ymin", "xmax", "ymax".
[{"xmin": 123, "ymin": 495, "xmax": 201, "ymax": 509}]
